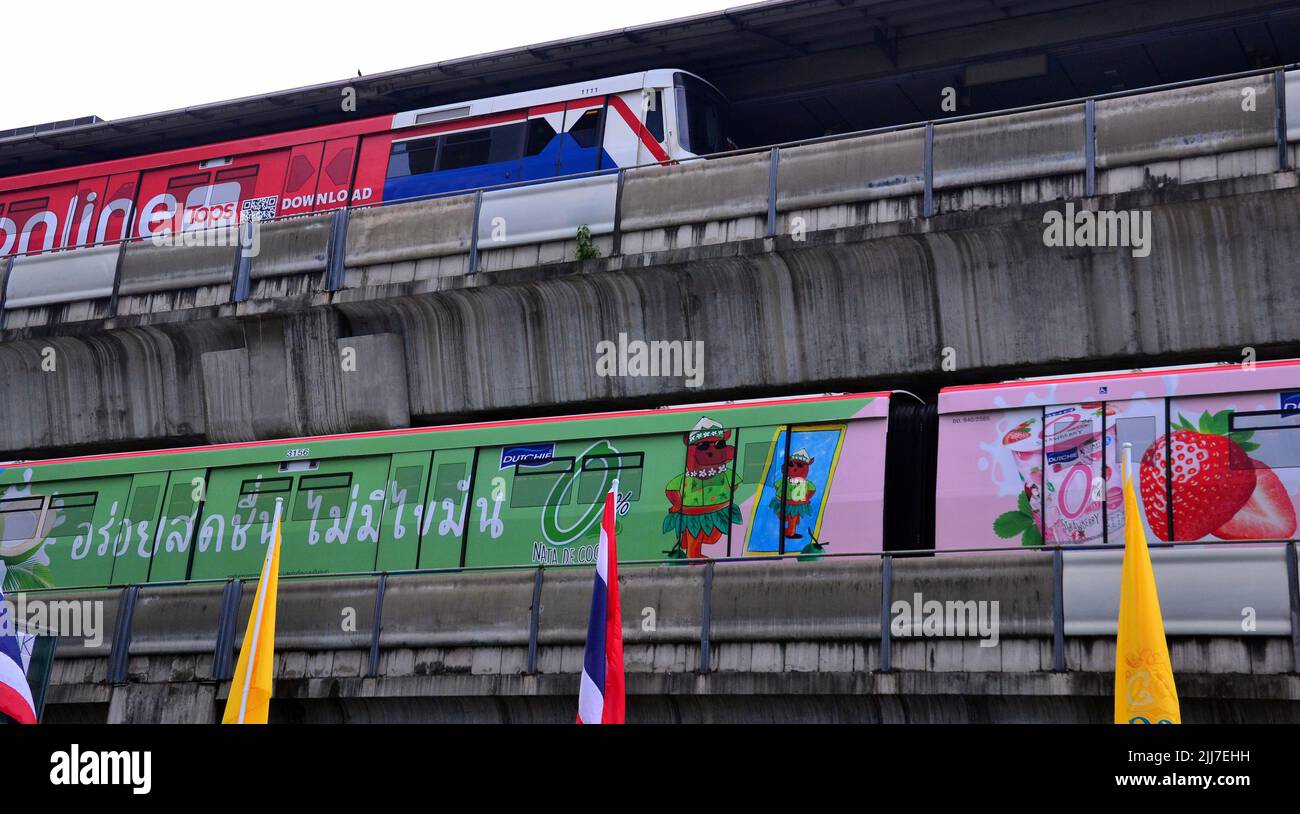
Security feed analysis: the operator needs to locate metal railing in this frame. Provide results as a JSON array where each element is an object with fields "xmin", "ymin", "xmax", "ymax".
[
  {"xmin": 14, "ymin": 537, "xmax": 1300, "ymax": 684},
  {"xmin": 1, "ymin": 61, "xmax": 1297, "ymax": 330}
]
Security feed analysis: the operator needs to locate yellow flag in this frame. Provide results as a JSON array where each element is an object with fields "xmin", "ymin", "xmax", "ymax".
[
  {"xmin": 1114, "ymin": 448, "xmax": 1180, "ymax": 724},
  {"xmin": 222, "ymin": 500, "xmax": 283, "ymax": 724}
]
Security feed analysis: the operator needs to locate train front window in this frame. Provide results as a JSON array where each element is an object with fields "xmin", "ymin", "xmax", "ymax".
[{"xmin": 674, "ymin": 73, "xmax": 729, "ymax": 156}]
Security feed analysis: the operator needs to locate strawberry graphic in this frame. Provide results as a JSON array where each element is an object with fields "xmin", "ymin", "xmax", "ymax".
[
  {"xmin": 1138, "ymin": 411, "xmax": 1258, "ymax": 541},
  {"xmin": 1215, "ymin": 460, "xmax": 1297, "ymax": 539},
  {"xmin": 1002, "ymin": 420, "xmax": 1035, "ymax": 445}
]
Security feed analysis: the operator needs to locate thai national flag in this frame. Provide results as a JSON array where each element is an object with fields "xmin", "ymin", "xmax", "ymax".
[
  {"xmin": 0, "ymin": 589, "xmax": 37, "ymax": 724},
  {"xmin": 577, "ymin": 482, "xmax": 625, "ymax": 724}
]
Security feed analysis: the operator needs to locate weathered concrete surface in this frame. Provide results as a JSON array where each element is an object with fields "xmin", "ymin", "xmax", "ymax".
[
  {"xmin": 36, "ymin": 558, "xmax": 1300, "ymax": 724},
  {"xmin": 3, "ymin": 170, "xmax": 1300, "ymax": 457}
]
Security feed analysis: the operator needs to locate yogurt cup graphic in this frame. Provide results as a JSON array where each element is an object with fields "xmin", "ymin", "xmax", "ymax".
[{"xmin": 1001, "ymin": 418, "xmax": 1045, "ymax": 530}]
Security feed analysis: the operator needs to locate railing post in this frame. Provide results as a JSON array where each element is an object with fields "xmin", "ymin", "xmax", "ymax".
[
  {"xmin": 106, "ymin": 238, "xmax": 128, "ymax": 319},
  {"xmin": 367, "ymin": 573, "xmax": 387, "ymax": 678},
  {"xmin": 107, "ymin": 585, "xmax": 139, "ymax": 685},
  {"xmin": 611, "ymin": 169, "xmax": 626, "ymax": 257},
  {"xmin": 1084, "ymin": 98, "xmax": 1097, "ymax": 197},
  {"xmin": 1286, "ymin": 541, "xmax": 1299, "ymax": 675},
  {"xmin": 467, "ymin": 189, "xmax": 484, "ymax": 275},
  {"xmin": 230, "ymin": 231, "xmax": 252, "ymax": 304},
  {"xmin": 699, "ymin": 560, "xmax": 714, "ymax": 674},
  {"xmin": 527, "ymin": 566, "xmax": 544, "ymax": 674},
  {"xmin": 880, "ymin": 553, "xmax": 892, "ymax": 672},
  {"xmin": 0, "ymin": 254, "xmax": 12, "ymax": 332},
  {"xmin": 766, "ymin": 146, "xmax": 780, "ymax": 237},
  {"xmin": 1052, "ymin": 546, "xmax": 1066, "ymax": 672},
  {"xmin": 325, "ymin": 207, "xmax": 350, "ymax": 292},
  {"xmin": 922, "ymin": 122, "xmax": 935, "ymax": 218},
  {"xmin": 1276, "ymin": 69, "xmax": 1290, "ymax": 172},
  {"xmin": 212, "ymin": 579, "xmax": 243, "ymax": 681}
]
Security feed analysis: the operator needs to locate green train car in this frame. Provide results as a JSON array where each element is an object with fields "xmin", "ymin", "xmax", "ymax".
[{"xmin": 0, "ymin": 392, "xmax": 935, "ymax": 591}]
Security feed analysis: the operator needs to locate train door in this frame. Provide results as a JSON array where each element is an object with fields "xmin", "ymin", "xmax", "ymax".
[
  {"xmin": 316, "ymin": 137, "xmax": 362, "ymax": 210},
  {"xmin": 107, "ymin": 472, "xmax": 170, "ymax": 585},
  {"xmin": 13, "ymin": 476, "xmax": 134, "ymax": 589},
  {"xmin": 376, "ymin": 451, "xmax": 432, "ymax": 571},
  {"xmin": 417, "ymin": 447, "xmax": 477, "ymax": 569},
  {"xmin": 557, "ymin": 99, "xmax": 607, "ymax": 176},
  {"xmin": 1039, "ymin": 404, "xmax": 1111, "ymax": 546},
  {"xmin": 96, "ymin": 172, "xmax": 140, "ymax": 246},
  {"xmin": 1167, "ymin": 390, "xmax": 1300, "ymax": 542},
  {"xmin": 462, "ymin": 433, "xmax": 657, "ymax": 568},
  {"xmin": 66, "ymin": 176, "xmax": 109, "ymax": 249},
  {"xmin": 599, "ymin": 91, "xmax": 648, "ymax": 169},
  {"xmin": 278, "ymin": 142, "xmax": 325, "ymax": 217},
  {"xmin": 662, "ymin": 419, "xmax": 743, "ymax": 560},
  {"xmin": 145, "ymin": 468, "xmax": 208, "ymax": 583},
  {"xmin": 281, "ymin": 456, "xmax": 389, "ymax": 574},
  {"xmin": 520, "ymin": 105, "xmax": 566, "ymax": 181},
  {"xmin": 191, "ymin": 464, "xmax": 291, "ymax": 580},
  {"xmin": 737, "ymin": 424, "xmax": 847, "ymax": 556},
  {"xmin": 1105, "ymin": 398, "xmax": 1165, "ymax": 542}
]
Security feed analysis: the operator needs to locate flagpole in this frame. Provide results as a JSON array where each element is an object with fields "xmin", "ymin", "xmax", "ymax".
[
  {"xmin": 237, "ymin": 497, "xmax": 281, "ymax": 724},
  {"xmin": 1122, "ymin": 442, "xmax": 1132, "ymax": 485}
]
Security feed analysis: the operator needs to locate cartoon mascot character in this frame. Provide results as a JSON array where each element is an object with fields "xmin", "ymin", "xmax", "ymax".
[
  {"xmin": 663, "ymin": 418, "xmax": 742, "ymax": 559},
  {"xmin": 769, "ymin": 448, "xmax": 816, "ymax": 541}
]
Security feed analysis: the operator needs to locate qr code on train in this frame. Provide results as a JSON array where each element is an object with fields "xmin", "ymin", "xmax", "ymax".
[{"xmin": 240, "ymin": 196, "xmax": 279, "ymax": 223}]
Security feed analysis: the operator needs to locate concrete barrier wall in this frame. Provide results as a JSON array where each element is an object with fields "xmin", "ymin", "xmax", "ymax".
[
  {"xmin": 621, "ymin": 152, "xmax": 769, "ymax": 231},
  {"xmin": 776, "ymin": 129, "xmax": 923, "ymax": 211},
  {"xmin": 1097, "ymin": 75, "xmax": 1275, "ymax": 168},
  {"xmin": 380, "ymin": 571, "xmax": 535, "ymax": 648},
  {"xmin": 129, "ymin": 584, "xmax": 226, "ymax": 656},
  {"xmin": 1064, "ymin": 547, "xmax": 1294, "ymax": 636},
  {"xmin": 250, "ymin": 213, "xmax": 331, "ymax": 280},
  {"xmin": 934, "ymin": 105, "xmax": 1085, "ymax": 189},
  {"xmin": 892, "ymin": 555, "xmax": 1053, "ymax": 637},
  {"xmin": 118, "ymin": 240, "xmax": 235, "ymax": 296},
  {"xmin": 5, "ymin": 244, "xmax": 119, "ymax": 309},
  {"xmin": 481, "ymin": 174, "xmax": 619, "ymax": 245},
  {"xmin": 712, "ymin": 560, "xmax": 882, "ymax": 641},
  {"xmin": 344, "ymin": 196, "xmax": 475, "ymax": 268}
]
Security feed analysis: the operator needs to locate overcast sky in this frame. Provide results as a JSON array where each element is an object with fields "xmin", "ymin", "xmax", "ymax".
[{"xmin": 3, "ymin": 0, "xmax": 741, "ymax": 131}]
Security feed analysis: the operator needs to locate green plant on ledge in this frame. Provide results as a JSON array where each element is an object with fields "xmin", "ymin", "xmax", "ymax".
[{"xmin": 575, "ymin": 224, "xmax": 601, "ymax": 261}]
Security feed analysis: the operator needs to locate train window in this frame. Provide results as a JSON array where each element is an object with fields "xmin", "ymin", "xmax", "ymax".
[
  {"xmin": 439, "ymin": 130, "xmax": 492, "ymax": 170},
  {"xmin": 432, "ymin": 463, "xmax": 467, "ymax": 500},
  {"xmin": 1114, "ymin": 417, "xmax": 1157, "ymax": 463},
  {"xmin": 525, "ymin": 118, "xmax": 555, "ymax": 157},
  {"xmin": 644, "ymin": 90, "xmax": 665, "ymax": 142},
  {"xmin": 741, "ymin": 441, "xmax": 769, "ymax": 484},
  {"xmin": 568, "ymin": 108, "xmax": 602, "ymax": 149},
  {"xmin": 49, "ymin": 493, "xmax": 97, "ymax": 530},
  {"xmin": 489, "ymin": 122, "xmax": 527, "ymax": 164},
  {"xmin": 387, "ymin": 137, "xmax": 440, "ymax": 179},
  {"xmin": 293, "ymin": 472, "xmax": 353, "ymax": 521},
  {"xmin": 391, "ymin": 466, "xmax": 425, "ymax": 503},
  {"xmin": 1230, "ymin": 410, "xmax": 1300, "ymax": 468},
  {"xmin": 0, "ymin": 496, "xmax": 44, "ymax": 542},
  {"xmin": 511, "ymin": 458, "xmax": 574, "ymax": 508},
  {"xmin": 126, "ymin": 487, "xmax": 161, "ymax": 522},
  {"xmin": 166, "ymin": 482, "xmax": 198, "ymax": 515},
  {"xmin": 167, "ymin": 172, "xmax": 210, "ymax": 191},
  {"xmin": 215, "ymin": 166, "xmax": 258, "ymax": 183},
  {"xmin": 237, "ymin": 477, "xmax": 291, "ymax": 516},
  {"xmin": 578, "ymin": 453, "xmax": 644, "ymax": 503},
  {"xmin": 675, "ymin": 73, "xmax": 729, "ymax": 156}
]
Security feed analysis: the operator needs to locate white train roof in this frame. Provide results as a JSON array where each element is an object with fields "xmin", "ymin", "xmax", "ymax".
[{"xmin": 391, "ymin": 68, "xmax": 695, "ymax": 129}]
